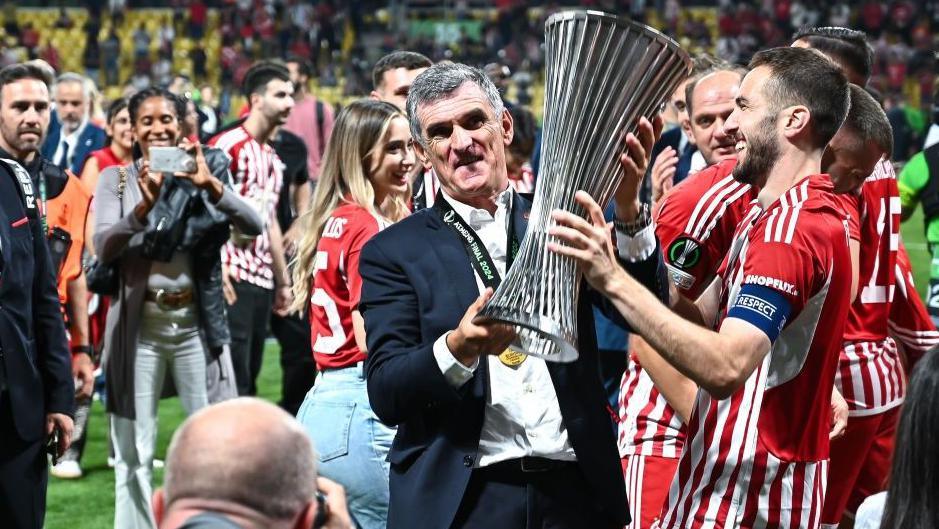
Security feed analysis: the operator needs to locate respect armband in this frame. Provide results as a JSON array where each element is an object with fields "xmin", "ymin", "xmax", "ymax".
[{"xmin": 726, "ymin": 284, "xmax": 792, "ymax": 343}]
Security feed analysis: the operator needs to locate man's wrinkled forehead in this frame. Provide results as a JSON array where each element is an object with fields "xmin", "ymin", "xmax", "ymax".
[{"xmin": 417, "ymin": 83, "xmax": 493, "ymax": 130}]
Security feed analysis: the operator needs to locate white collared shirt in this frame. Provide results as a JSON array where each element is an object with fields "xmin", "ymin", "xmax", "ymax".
[{"xmin": 432, "ymin": 187, "xmax": 657, "ymax": 467}]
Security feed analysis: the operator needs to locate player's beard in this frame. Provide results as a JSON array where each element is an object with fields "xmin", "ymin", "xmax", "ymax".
[{"xmin": 732, "ymin": 114, "xmax": 780, "ymax": 188}]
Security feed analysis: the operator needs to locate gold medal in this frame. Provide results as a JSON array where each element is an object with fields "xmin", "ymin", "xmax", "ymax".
[{"xmin": 499, "ymin": 348, "xmax": 527, "ymax": 367}]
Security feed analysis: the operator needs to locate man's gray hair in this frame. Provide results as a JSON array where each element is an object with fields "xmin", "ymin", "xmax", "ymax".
[
  {"xmin": 53, "ymin": 72, "xmax": 92, "ymax": 101},
  {"xmin": 406, "ymin": 62, "xmax": 504, "ymax": 145}
]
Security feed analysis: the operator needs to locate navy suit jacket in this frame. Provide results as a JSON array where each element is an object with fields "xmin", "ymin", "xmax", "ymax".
[
  {"xmin": 0, "ymin": 160, "xmax": 74, "ymax": 441},
  {"xmin": 360, "ymin": 192, "xmax": 667, "ymax": 529},
  {"xmin": 40, "ymin": 113, "xmax": 107, "ymax": 175}
]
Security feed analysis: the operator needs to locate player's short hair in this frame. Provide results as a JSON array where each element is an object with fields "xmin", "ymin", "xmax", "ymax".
[
  {"xmin": 684, "ymin": 60, "xmax": 746, "ymax": 118},
  {"xmin": 791, "ymin": 26, "xmax": 873, "ymax": 84},
  {"xmin": 406, "ymin": 62, "xmax": 503, "ymax": 146},
  {"xmin": 241, "ymin": 60, "xmax": 291, "ymax": 99},
  {"xmin": 842, "ymin": 84, "xmax": 893, "ymax": 159},
  {"xmin": 749, "ymin": 47, "xmax": 849, "ymax": 149},
  {"xmin": 372, "ymin": 51, "xmax": 433, "ymax": 90},
  {"xmin": 0, "ymin": 63, "xmax": 53, "ymax": 98},
  {"xmin": 285, "ymin": 55, "xmax": 313, "ymax": 79}
]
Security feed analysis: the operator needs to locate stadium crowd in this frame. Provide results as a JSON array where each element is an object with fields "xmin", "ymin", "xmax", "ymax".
[{"xmin": 1, "ymin": 2, "xmax": 939, "ymax": 529}]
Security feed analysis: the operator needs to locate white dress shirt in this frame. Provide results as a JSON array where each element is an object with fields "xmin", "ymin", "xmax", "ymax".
[{"xmin": 432, "ymin": 186, "xmax": 657, "ymax": 467}]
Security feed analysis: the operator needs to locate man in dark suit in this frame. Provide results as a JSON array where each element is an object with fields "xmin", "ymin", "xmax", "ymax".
[
  {"xmin": 0, "ymin": 62, "xmax": 76, "ymax": 529},
  {"xmin": 359, "ymin": 63, "xmax": 665, "ymax": 529},
  {"xmin": 39, "ymin": 72, "xmax": 106, "ymax": 174}
]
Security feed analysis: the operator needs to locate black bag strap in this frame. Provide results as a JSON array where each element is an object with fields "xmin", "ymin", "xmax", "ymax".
[{"xmin": 315, "ymin": 100, "xmax": 326, "ymax": 158}]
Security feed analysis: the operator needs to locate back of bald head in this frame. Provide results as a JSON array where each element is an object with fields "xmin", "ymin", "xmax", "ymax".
[
  {"xmin": 685, "ymin": 63, "xmax": 746, "ymax": 118},
  {"xmin": 163, "ymin": 398, "xmax": 317, "ymax": 522}
]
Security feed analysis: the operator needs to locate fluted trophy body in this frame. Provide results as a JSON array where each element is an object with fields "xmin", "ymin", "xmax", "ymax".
[{"xmin": 476, "ymin": 10, "xmax": 691, "ymax": 362}]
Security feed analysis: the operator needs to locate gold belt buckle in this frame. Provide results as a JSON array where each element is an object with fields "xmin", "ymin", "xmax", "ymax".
[{"xmin": 154, "ymin": 289, "xmax": 176, "ymax": 311}]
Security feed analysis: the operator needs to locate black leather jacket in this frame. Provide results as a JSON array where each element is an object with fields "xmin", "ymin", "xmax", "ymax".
[{"xmin": 143, "ymin": 147, "xmax": 246, "ymax": 354}]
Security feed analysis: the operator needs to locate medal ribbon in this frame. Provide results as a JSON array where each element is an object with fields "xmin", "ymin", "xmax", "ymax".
[{"xmin": 434, "ymin": 190, "xmax": 518, "ymax": 290}]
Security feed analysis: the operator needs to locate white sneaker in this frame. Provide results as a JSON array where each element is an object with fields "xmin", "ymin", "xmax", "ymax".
[
  {"xmin": 50, "ymin": 460, "xmax": 83, "ymax": 479},
  {"xmin": 153, "ymin": 459, "xmax": 164, "ymax": 469}
]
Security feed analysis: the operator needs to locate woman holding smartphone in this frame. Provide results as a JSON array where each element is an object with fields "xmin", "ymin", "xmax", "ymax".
[
  {"xmin": 290, "ymin": 99, "xmax": 414, "ymax": 529},
  {"xmin": 94, "ymin": 86, "xmax": 262, "ymax": 529}
]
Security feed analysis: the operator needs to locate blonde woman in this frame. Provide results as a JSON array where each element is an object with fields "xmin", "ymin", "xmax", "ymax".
[{"xmin": 291, "ymin": 99, "xmax": 414, "ymax": 529}]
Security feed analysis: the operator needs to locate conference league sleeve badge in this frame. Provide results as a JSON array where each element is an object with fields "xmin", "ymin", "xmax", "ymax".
[{"xmin": 665, "ymin": 236, "xmax": 702, "ymax": 291}]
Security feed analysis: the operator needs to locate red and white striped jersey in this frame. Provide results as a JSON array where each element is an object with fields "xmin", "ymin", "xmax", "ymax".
[
  {"xmin": 657, "ymin": 175, "xmax": 852, "ymax": 529},
  {"xmin": 618, "ymin": 160, "xmax": 755, "ymax": 460},
  {"xmin": 889, "ymin": 242, "xmax": 939, "ymax": 368},
  {"xmin": 836, "ymin": 160, "xmax": 905, "ymax": 415},
  {"xmin": 209, "ymin": 126, "xmax": 284, "ymax": 289},
  {"xmin": 656, "ymin": 159, "xmax": 755, "ymax": 299},
  {"xmin": 618, "ymin": 357, "xmax": 686, "ymax": 458},
  {"xmin": 309, "ymin": 203, "xmax": 388, "ymax": 370}
]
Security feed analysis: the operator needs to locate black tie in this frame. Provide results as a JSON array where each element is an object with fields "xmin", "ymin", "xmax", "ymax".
[{"xmin": 57, "ymin": 141, "xmax": 70, "ymax": 170}]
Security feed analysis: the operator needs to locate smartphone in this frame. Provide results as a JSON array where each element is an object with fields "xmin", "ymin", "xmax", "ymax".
[
  {"xmin": 149, "ymin": 146, "xmax": 196, "ymax": 174},
  {"xmin": 46, "ymin": 428, "xmax": 59, "ymax": 465}
]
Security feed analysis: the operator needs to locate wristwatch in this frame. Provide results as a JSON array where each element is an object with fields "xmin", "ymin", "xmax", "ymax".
[
  {"xmin": 71, "ymin": 344, "xmax": 96, "ymax": 363},
  {"xmin": 614, "ymin": 203, "xmax": 651, "ymax": 236}
]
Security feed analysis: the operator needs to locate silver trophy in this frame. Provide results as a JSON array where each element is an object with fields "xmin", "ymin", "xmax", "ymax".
[{"xmin": 476, "ymin": 10, "xmax": 691, "ymax": 362}]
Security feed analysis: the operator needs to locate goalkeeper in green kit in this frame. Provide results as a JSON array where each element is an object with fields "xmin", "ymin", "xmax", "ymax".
[{"xmin": 899, "ymin": 141, "xmax": 939, "ymax": 326}]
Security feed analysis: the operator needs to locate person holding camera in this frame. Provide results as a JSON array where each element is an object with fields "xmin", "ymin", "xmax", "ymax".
[
  {"xmin": 152, "ymin": 398, "xmax": 354, "ymax": 529},
  {"xmin": 0, "ymin": 62, "xmax": 78, "ymax": 529},
  {"xmin": 94, "ymin": 86, "xmax": 262, "ymax": 529}
]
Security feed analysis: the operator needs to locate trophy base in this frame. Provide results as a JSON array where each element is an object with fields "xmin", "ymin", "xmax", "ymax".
[{"xmin": 474, "ymin": 305, "xmax": 579, "ymax": 363}]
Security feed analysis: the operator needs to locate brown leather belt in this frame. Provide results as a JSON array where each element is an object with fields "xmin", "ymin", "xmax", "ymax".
[{"xmin": 145, "ymin": 289, "xmax": 194, "ymax": 311}]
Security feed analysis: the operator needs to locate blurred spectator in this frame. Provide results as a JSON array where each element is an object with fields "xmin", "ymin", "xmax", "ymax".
[
  {"xmin": 283, "ymin": 55, "xmax": 334, "ymax": 182},
  {"xmin": 189, "ymin": 0, "xmax": 207, "ymax": 39},
  {"xmin": 190, "ymin": 47, "xmax": 207, "ymax": 82},
  {"xmin": 83, "ymin": 40, "xmax": 101, "ymax": 86},
  {"xmin": 133, "ymin": 23, "xmax": 151, "ymax": 62},
  {"xmin": 102, "ymin": 29, "xmax": 121, "ymax": 87},
  {"xmin": 54, "ymin": 7, "xmax": 73, "ymax": 29},
  {"xmin": 506, "ymin": 105, "xmax": 537, "ymax": 193}
]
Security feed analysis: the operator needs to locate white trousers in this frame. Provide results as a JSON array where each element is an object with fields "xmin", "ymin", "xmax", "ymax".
[{"xmin": 111, "ymin": 302, "xmax": 208, "ymax": 529}]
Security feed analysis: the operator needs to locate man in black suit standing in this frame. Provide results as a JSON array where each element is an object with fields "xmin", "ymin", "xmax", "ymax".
[
  {"xmin": 359, "ymin": 62, "xmax": 665, "ymax": 529},
  {"xmin": 0, "ymin": 63, "xmax": 76, "ymax": 529}
]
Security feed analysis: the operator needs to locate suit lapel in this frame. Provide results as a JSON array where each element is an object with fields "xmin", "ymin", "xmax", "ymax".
[{"xmin": 424, "ymin": 210, "xmax": 479, "ymax": 312}]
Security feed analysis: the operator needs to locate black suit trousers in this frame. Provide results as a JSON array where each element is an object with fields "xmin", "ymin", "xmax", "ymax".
[
  {"xmin": 0, "ymin": 391, "xmax": 48, "ymax": 529},
  {"xmin": 452, "ymin": 463, "xmax": 621, "ymax": 529}
]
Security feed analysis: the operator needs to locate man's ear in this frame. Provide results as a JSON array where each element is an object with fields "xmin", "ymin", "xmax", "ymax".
[
  {"xmin": 369, "ymin": 90, "xmax": 382, "ymax": 101},
  {"xmin": 292, "ymin": 501, "xmax": 317, "ymax": 529},
  {"xmin": 501, "ymin": 108, "xmax": 514, "ymax": 146},
  {"xmin": 783, "ymin": 106, "xmax": 810, "ymax": 140},
  {"xmin": 680, "ymin": 118, "xmax": 695, "ymax": 145},
  {"xmin": 413, "ymin": 139, "xmax": 428, "ymax": 163},
  {"xmin": 152, "ymin": 488, "xmax": 166, "ymax": 524}
]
